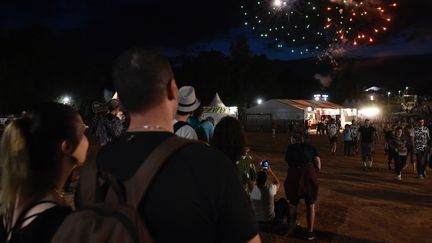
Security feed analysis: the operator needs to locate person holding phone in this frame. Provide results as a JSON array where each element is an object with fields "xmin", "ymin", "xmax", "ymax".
[{"xmin": 250, "ymin": 162, "xmax": 289, "ymax": 226}]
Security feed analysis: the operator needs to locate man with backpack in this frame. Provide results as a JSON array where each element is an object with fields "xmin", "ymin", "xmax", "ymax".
[{"xmin": 58, "ymin": 48, "xmax": 260, "ymax": 243}]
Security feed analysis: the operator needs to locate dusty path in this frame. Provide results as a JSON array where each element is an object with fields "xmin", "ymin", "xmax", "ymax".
[{"xmin": 247, "ymin": 132, "xmax": 432, "ymax": 243}]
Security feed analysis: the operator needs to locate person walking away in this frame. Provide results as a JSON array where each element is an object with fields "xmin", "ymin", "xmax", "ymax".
[
  {"xmin": 358, "ymin": 119, "xmax": 377, "ymax": 170},
  {"xmin": 200, "ymin": 116, "xmax": 215, "ymax": 142},
  {"xmin": 211, "ymin": 117, "xmax": 257, "ymax": 195},
  {"xmin": 389, "ymin": 127, "xmax": 408, "ymax": 180},
  {"xmin": 284, "ymin": 133, "xmax": 321, "ymax": 241},
  {"xmin": 343, "ymin": 124, "xmax": 353, "ymax": 157},
  {"xmin": 413, "ymin": 118, "xmax": 430, "ymax": 179},
  {"xmin": 327, "ymin": 119, "xmax": 339, "ymax": 155},
  {"xmin": 96, "ymin": 99, "xmax": 123, "ymax": 146}
]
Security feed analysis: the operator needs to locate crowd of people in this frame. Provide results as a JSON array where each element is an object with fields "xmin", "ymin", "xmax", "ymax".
[
  {"xmin": 1, "ymin": 48, "xmax": 429, "ymax": 243},
  {"xmin": 318, "ymin": 115, "xmax": 431, "ymax": 180}
]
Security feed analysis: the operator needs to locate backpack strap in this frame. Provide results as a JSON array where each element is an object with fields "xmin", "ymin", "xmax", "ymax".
[
  {"xmin": 124, "ymin": 136, "xmax": 196, "ymax": 208},
  {"xmin": 79, "ymin": 155, "xmax": 98, "ymax": 206},
  {"xmin": 173, "ymin": 121, "xmax": 190, "ymax": 133}
]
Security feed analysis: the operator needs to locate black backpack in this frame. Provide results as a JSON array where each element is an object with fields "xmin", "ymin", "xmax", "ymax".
[
  {"xmin": 174, "ymin": 121, "xmax": 208, "ymax": 142},
  {"xmin": 51, "ymin": 137, "xmax": 195, "ymax": 243}
]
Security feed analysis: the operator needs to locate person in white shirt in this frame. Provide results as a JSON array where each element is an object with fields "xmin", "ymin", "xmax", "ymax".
[
  {"xmin": 250, "ymin": 167, "xmax": 289, "ymax": 225},
  {"xmin": 173, "ymin": 86, "xmax": 200, "ymax": 140}
]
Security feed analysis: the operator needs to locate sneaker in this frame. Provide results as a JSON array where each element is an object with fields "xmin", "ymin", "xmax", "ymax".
[
  {"xmin": 419, "ymin": 175, "xmax": 425, "ymax": 180},
  {"xmin": 306, "ymin": 231, "xmax": 317, "ymax": 241},
  {"xmin": 396, "ymin": 175, "xmax": 402, "ymax": 181}
]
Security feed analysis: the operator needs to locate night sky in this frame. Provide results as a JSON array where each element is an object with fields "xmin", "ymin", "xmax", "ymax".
[
  {"xmin": 1, "ymin": 0, "xmax": 432, "ymax": 114},
  {"xmin": 1, "ymin": 0, "xmax": 432, "ymax": 59}
]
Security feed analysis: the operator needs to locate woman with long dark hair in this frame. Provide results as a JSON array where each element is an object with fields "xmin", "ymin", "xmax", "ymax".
[
  {"xmin": 0, "ymin": 102, "xmax": 89, "ymax": 243},
  {"xmin": 211, "ymin": 116, "xmax": 256, "ymax": 194}
]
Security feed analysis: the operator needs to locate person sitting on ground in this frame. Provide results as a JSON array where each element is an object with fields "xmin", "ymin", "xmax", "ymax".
[
  {"xmin": 284, "ymin": 133, "xmax": 321, "ymax": 241},
  {"xmin": 211, "ymin": 116, "xmax": 257, "ymax": 194},
  {"xmin": 96, "ymin": 99, "xmax": 123, "ymax": 146},
  {"xmin": 173, "ymin": 86, "xmax": 200, "ymax": 140},
  {"xmin": 250, "ymin": 169, "xmax": 289, "ymax": 226},
  {"xmin": 93, "ymin": 48, "xmax": 261, "ymax": 242},
  {"xmin": 389, "ymin": 126, "xmax": 408, "ymax": 181},
  {"xmin": 0, "ymin": 102, "xmax": 89, "ymax": 243}
]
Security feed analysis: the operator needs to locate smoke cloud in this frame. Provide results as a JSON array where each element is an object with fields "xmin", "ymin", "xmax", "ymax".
[{"xmin": 314, "ymin": 74, "xmax": 333, "ymax": 88}]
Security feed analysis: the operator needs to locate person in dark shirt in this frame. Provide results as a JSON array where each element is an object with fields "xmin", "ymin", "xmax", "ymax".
[
  {"xmin": 0, "ymin": 103, "xmax": 89, "ymax": 243},
  {"xmin": 96, "ymin": 99, "xmax": 123, "ymax": 146},
  {"xmin": 284, "ymin": 133, "xmax": 321, "ymax": 241},
  {"xmin": 93, "ymin": 48, "xmax": 260, "ymax": 243},
  {"xmin": 358, "ymin": 119, "xmax": 377, "ymax": 170},
  {"xmin": 389, "ymin": 126, "xmax": 408, "ymax": 180}
]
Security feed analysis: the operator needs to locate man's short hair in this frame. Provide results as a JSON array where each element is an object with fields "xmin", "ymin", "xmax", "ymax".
[
  {"xmin": 256, "ymin": 171, "xmax": 267, "ymax": 186},
  {"xmin": 417, "ymin": 117, "xmax": 424, "ymax": 122},
  {"xmin": 113, "ymin": 48, "xmax": 173, "ymax": 113}
]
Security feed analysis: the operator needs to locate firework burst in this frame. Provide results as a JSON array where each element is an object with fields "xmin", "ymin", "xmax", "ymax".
[{"xmin": 324, "ymin": 0, "xmax": 397, "ymax": 46}]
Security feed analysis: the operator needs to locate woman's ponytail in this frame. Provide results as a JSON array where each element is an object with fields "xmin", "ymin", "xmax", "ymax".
[{"xmin": 0, "ymin": 119, "xmax": 31, "ymax": 208}]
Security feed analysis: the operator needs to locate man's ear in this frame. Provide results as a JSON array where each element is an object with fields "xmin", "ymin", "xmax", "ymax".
[
  {"xmin": 61, "ymin": 140, "xmax": 74, "ymax": 155},
  {"xmin": 167, "ymin": 79, "xmax": 178, "ymax": 101}
]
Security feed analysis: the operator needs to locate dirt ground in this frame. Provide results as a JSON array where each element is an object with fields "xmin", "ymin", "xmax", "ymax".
[{"xmin": 246, "ymin": 132, "xmax": 432, "ymax": 243}]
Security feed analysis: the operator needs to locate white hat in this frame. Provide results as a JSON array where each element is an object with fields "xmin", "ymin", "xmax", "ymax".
[{"xmin": 178, "ymin": 86, "xmax": 200, "ymax": 113}]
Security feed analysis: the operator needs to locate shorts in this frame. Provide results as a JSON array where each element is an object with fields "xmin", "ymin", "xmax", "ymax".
[
  {"xmin": 361, "ymin": 143, "xmax": 373, "ymax": 161},
  {"xmin": 329, "ymin": 136, "xmax": 338, "ymax": 144},
  {"xmin": 284, "ymin": 164, "xmax": 318, "ymax": 206}
]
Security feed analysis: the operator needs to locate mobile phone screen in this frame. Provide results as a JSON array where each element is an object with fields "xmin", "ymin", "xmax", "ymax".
[{"xmin": 262, "ymin": 160, "xmax": 269, "ymax": 170}]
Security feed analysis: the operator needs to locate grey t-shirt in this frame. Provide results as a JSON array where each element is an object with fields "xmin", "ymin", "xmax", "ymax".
[{"xmin": 250, "ymin": 184, "xmax": 278, "ymax": 222}]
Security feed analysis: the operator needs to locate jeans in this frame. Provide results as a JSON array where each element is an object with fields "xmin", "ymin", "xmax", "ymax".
[
  {"xmin": 395, "ymin": 155, "xmax": 407, "ymax": 176},
  {"xmin": 416, "ymin": 151, "xmax": 427, "ymax": 176},
  {"xmin": 344, "ymin": 141, "xmax": 352, "ymax": 156}
]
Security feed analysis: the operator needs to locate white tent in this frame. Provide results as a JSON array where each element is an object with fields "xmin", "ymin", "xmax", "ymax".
[
  {"xmin": 203, "ymin": 93, "xmax": 238, "ymax": 124},
  {"xmin": 245, "ymin": 99, "xmax": 347, "ymax": 131}
]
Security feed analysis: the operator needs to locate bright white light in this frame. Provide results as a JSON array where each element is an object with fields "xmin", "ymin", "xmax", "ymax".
[
  {"xmin": 358, "ymin": 107, "xmax": 380, "ymax": 117},
  {"xmin": 387, "ymin": 92, "xmax": 391, "ymax": 96},
  {"xmin": 370, "ymin": 95, "xmax": 374, "ymax": 101},
  {"xmin": 257, "ymin": 99, "xmax": 263, "ymax": 105},
  {"xmin": 61, "ymin": 96, "xmax": 72, "ymax": 105},
  {"xmin": 273, "ymin": 0, "xmax": 283, "ymax": 7},
  {"xmin": 307, "ymin": 107, "xmax": 313, "ymax": 112}
]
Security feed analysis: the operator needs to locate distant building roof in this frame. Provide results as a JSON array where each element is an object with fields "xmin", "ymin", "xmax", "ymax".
[{"xmin": 276, "ymin": 99, "xmax": 344, "ymax": 110}]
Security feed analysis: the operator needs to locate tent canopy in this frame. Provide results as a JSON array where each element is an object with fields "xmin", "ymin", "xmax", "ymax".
[{"xmin": 208, "ymin": 93, "xmax": 226, "ymax": 108}]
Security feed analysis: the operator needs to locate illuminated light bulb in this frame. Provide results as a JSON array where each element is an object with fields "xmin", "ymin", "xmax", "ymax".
[{"xmin": 273, "ymin": 0, "xmax": 283, "ymax": 8}]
